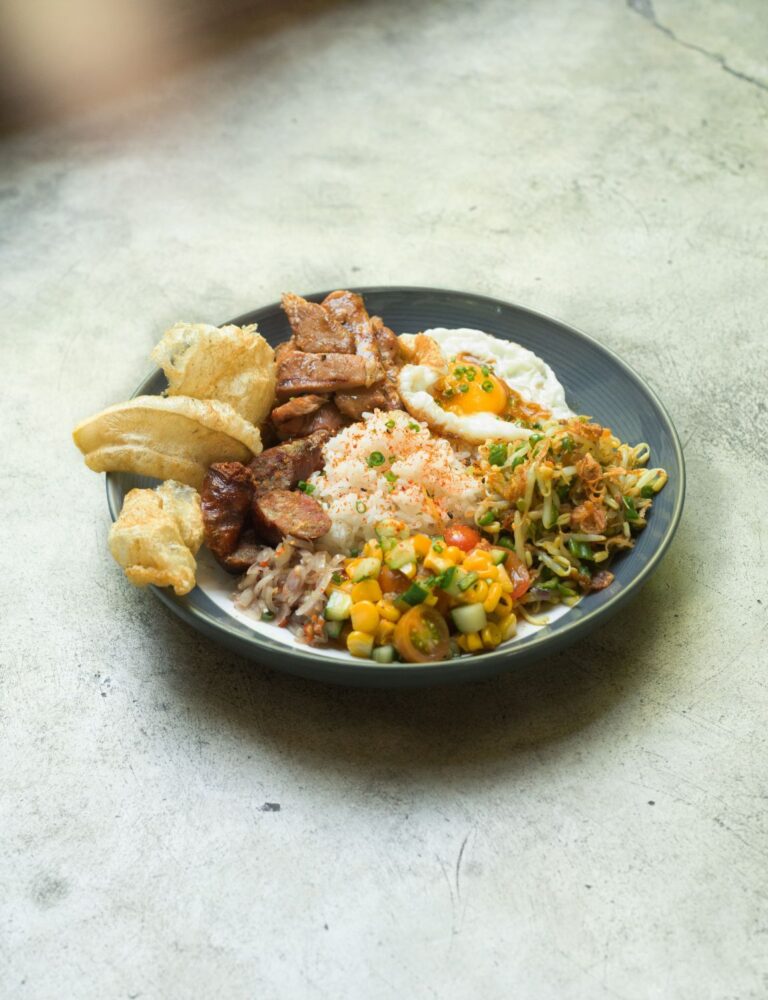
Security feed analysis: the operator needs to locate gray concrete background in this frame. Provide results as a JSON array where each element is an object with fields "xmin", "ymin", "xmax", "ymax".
[{"xmin": 2, "ymin": 1, "xmax": 767, "ymax": 997}]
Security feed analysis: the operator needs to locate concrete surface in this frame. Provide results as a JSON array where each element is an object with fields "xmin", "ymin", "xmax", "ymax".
[{"xmin": 2, "ymin": 1, "xmax": 767, "ymax": 997}]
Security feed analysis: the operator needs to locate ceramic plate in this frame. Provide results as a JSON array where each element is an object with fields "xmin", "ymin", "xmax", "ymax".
[{"xmin": 106, "ymin": 287, "xmax": 685, "ymax": 687}]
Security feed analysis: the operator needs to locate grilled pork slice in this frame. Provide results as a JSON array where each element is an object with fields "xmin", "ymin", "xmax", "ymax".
[
  {"xmin": 248, "ymin": 430, "xmax": 328, "ymax": 495},
  {"xmin": 281, "ymin": 293, "xmax": 355, "ymax": 354},
  {"xmin": 272, "ymin": 395, "xmax": 347, "ymax": 440},
  {"xmin": 334, "ymin": 384, "xmax": 400, "ymax": 421},
  {"xmin": 301, "ymin": 402, "xmax": 347, "ymax": 437},
  {"xmin": 333, "ymin": 313, "xmax": 402, "ymax": 419},
  {"xmin": 276, "ymin": 350, "xmax": 368, "ymax": 398},
  {"xmin": 271, "ymin": 394, "xmax": 327, "ymax": 433},
  {"xmin": 322, "ymin": 290, "xmax": 382, "ymax": 385},
  {"xmin": 252, "ymin": 490, "xmax": 331, "ymax": 546},
  {"xmin": 201, "ymin": 461, "xmax": 254, "ymax": 558}
]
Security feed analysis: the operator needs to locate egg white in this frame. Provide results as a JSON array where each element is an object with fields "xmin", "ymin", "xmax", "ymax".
[
  {"xmin": 397, "ymin": 327, "xmax": 573, "ymax": 444},
  {"xmin": 424, "ymin": 328, "xmax": 573, "ymax": 419},
  {"xmin": 398, "ymin": 365, "xmax": 534, "ymax": 444}
]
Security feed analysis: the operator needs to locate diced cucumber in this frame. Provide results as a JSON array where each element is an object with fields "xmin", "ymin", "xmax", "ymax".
[
  {"xmin": 458, "ymin": 570, "xmax": 479, "ymax": 592},
  {"xmin": 324, "ymin": 620, "xmax": 343, "ymax": 639},
  {"xmin": 402, "ymin": 581, "xmax": 429, "ymax": 606},
  {"xmin": 451, "ymin": 603, "xmax": 488, "ymax": 634},
  {"xmin": 324, "ymin": 590, "xmax": 352, "ymax": 621},
  {"xmin": 385, "ymin": 539, "xmax": 417, "ymax": 570},
  {"xmin": 441, "ymin": 567, "xmax": 472, "ymax": 598},
  {"xmin": 435, "ymin": 565, "xmax": 457, "ymax": 590},
  {"xmin": 372, "ymin": 644, "xmax": 396, "ymax": 664},
  {"xmin": 490, "ymin": 549, "xmax": 507, "ymax": 565},
  {"xmin": 375, "ymin": 519, "xmax": 407, "ymax": 542},
  {"xmin": 349, "ymin": 556, "xmax": 381, "ymax": 581}
]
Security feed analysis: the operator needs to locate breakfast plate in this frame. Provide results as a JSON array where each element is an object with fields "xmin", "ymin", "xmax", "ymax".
[{"xmin": 104, "ymin": 287, "xmax": 685, "ymax": 687}]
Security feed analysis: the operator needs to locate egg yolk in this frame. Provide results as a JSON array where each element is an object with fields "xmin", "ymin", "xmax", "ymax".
[{"xmin": 436, "ymin": 363, "xmax": 509, "ymax": 416}]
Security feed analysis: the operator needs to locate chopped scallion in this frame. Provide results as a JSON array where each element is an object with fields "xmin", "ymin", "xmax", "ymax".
[
  {"xmin": 488, "ymin": 442, "xmax": 508, "ymax": 466},
  {"xmin": 622, "ymin": 495, "xmax": 639, "ymax": 520}
]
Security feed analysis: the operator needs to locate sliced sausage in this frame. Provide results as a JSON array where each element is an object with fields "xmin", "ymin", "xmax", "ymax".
[
  {"xmin": 248, "ymin": 430, "xmax": 328, "ymax": 495},
  {"xmin": 251, "ymin": 490, "xmax": 331, "ymax": 545},
  {"xmin": 214, "ymin": 530, "xmax": 262, "ymax": 575},
  {"xmin": 201, "ymin": 462, "xmax": 254, "ymax": 558}
]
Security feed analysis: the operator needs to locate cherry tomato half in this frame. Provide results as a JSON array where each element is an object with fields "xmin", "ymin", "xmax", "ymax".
[
  {"xmin": 505, "ymin": 552, "xmax": 531, "ymax": 600},
  {"xmin": 443, "ymin": 524, "xmax": 482, "ymax": 552},
  {"xmin": 379, "ymin": 565, "xmax": 410, "ymax": 596},
  {"xmin": 394, "ymin": 606, "xmax": 451, "ymax": 664}
]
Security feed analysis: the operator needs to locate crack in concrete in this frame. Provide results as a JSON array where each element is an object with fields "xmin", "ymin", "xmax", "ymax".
[{"xmin": 627, "ymin": 0, "xmax": 768, "ymax": 96}]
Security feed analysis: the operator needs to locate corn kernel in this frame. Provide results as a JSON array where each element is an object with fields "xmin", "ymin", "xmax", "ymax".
[
  {"xmin": 363, "ymin": 539, "xmax": 383, "ymax": 559},
  {"xmin": 375, "ymin": 620, "xmax": 396, "ymax": 644},
  {"xmin": 424, "ymin": 594, "xmax": 438, "ymax": 606},
  {"xmin": 345, "ymin": 558, "xmax": 363, "ymax": 580},
  {"xmin": 460, "ymin": 631, "xmax": 483, "ymax": 652},
  {"xmin": 400, "ymin": 561, "xmax": 417, "ymax": 579},
  {"xmin": 496, "ymin": 564, "xmax": 514, "ymax": 593},
  {"xmin": 491, "ymin": 593, "xmax": 514, "ymax": 618},
  {"xmin": 351, "ymin": 601, "xmax": 379, "ymax": 634},
  {"xmin": 376, "ymin": 600, "xmax": 402, "ymax": 623},
  {"xmin": 475, "ymin": 564, "xmax": 499, "ymax": 580},
  {"xmin": 498, "ymin": 613, "xmax": 517, "ymax": 640},
  {"xmin": 463, "ymin": 550, "xmax": 493, "ymax": 572},
  {"xmin": 412, "ymin": 534, "xmax": 432, "ymax": 558},
  {"xmin": 445, "ymin": 546, "xmax": 465, "ymax": 563},
  {"xmin": 483, "ymin": 582, "xmax": 503, "ymax": 614},
  {"xmin": 481, "ymin": 623, "xmax": 502, "ymax": 649},
  {"xmin": 424, "ymin": 550, "xmax": 452, "ymax": 574},
  {"xmin": 351, "ymin": 579, "xmax": 383, "ymax": 604},
  {"xmin": 347, "ymin": 630, "xmax": 374, "ymax": 658},
  {"xmin": 464, "ymin": 579, "xmax": 489, "ymax": 604}
]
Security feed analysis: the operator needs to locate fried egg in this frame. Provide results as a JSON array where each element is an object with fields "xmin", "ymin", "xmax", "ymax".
[{"xmin": 397, "ymin": 327, "xmax": 573, "ymax": 444}]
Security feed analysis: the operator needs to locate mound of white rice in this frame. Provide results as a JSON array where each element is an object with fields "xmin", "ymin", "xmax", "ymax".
[{"xmin": 310, "ymin": 409, "xmax": 482, "ymax": 553}]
